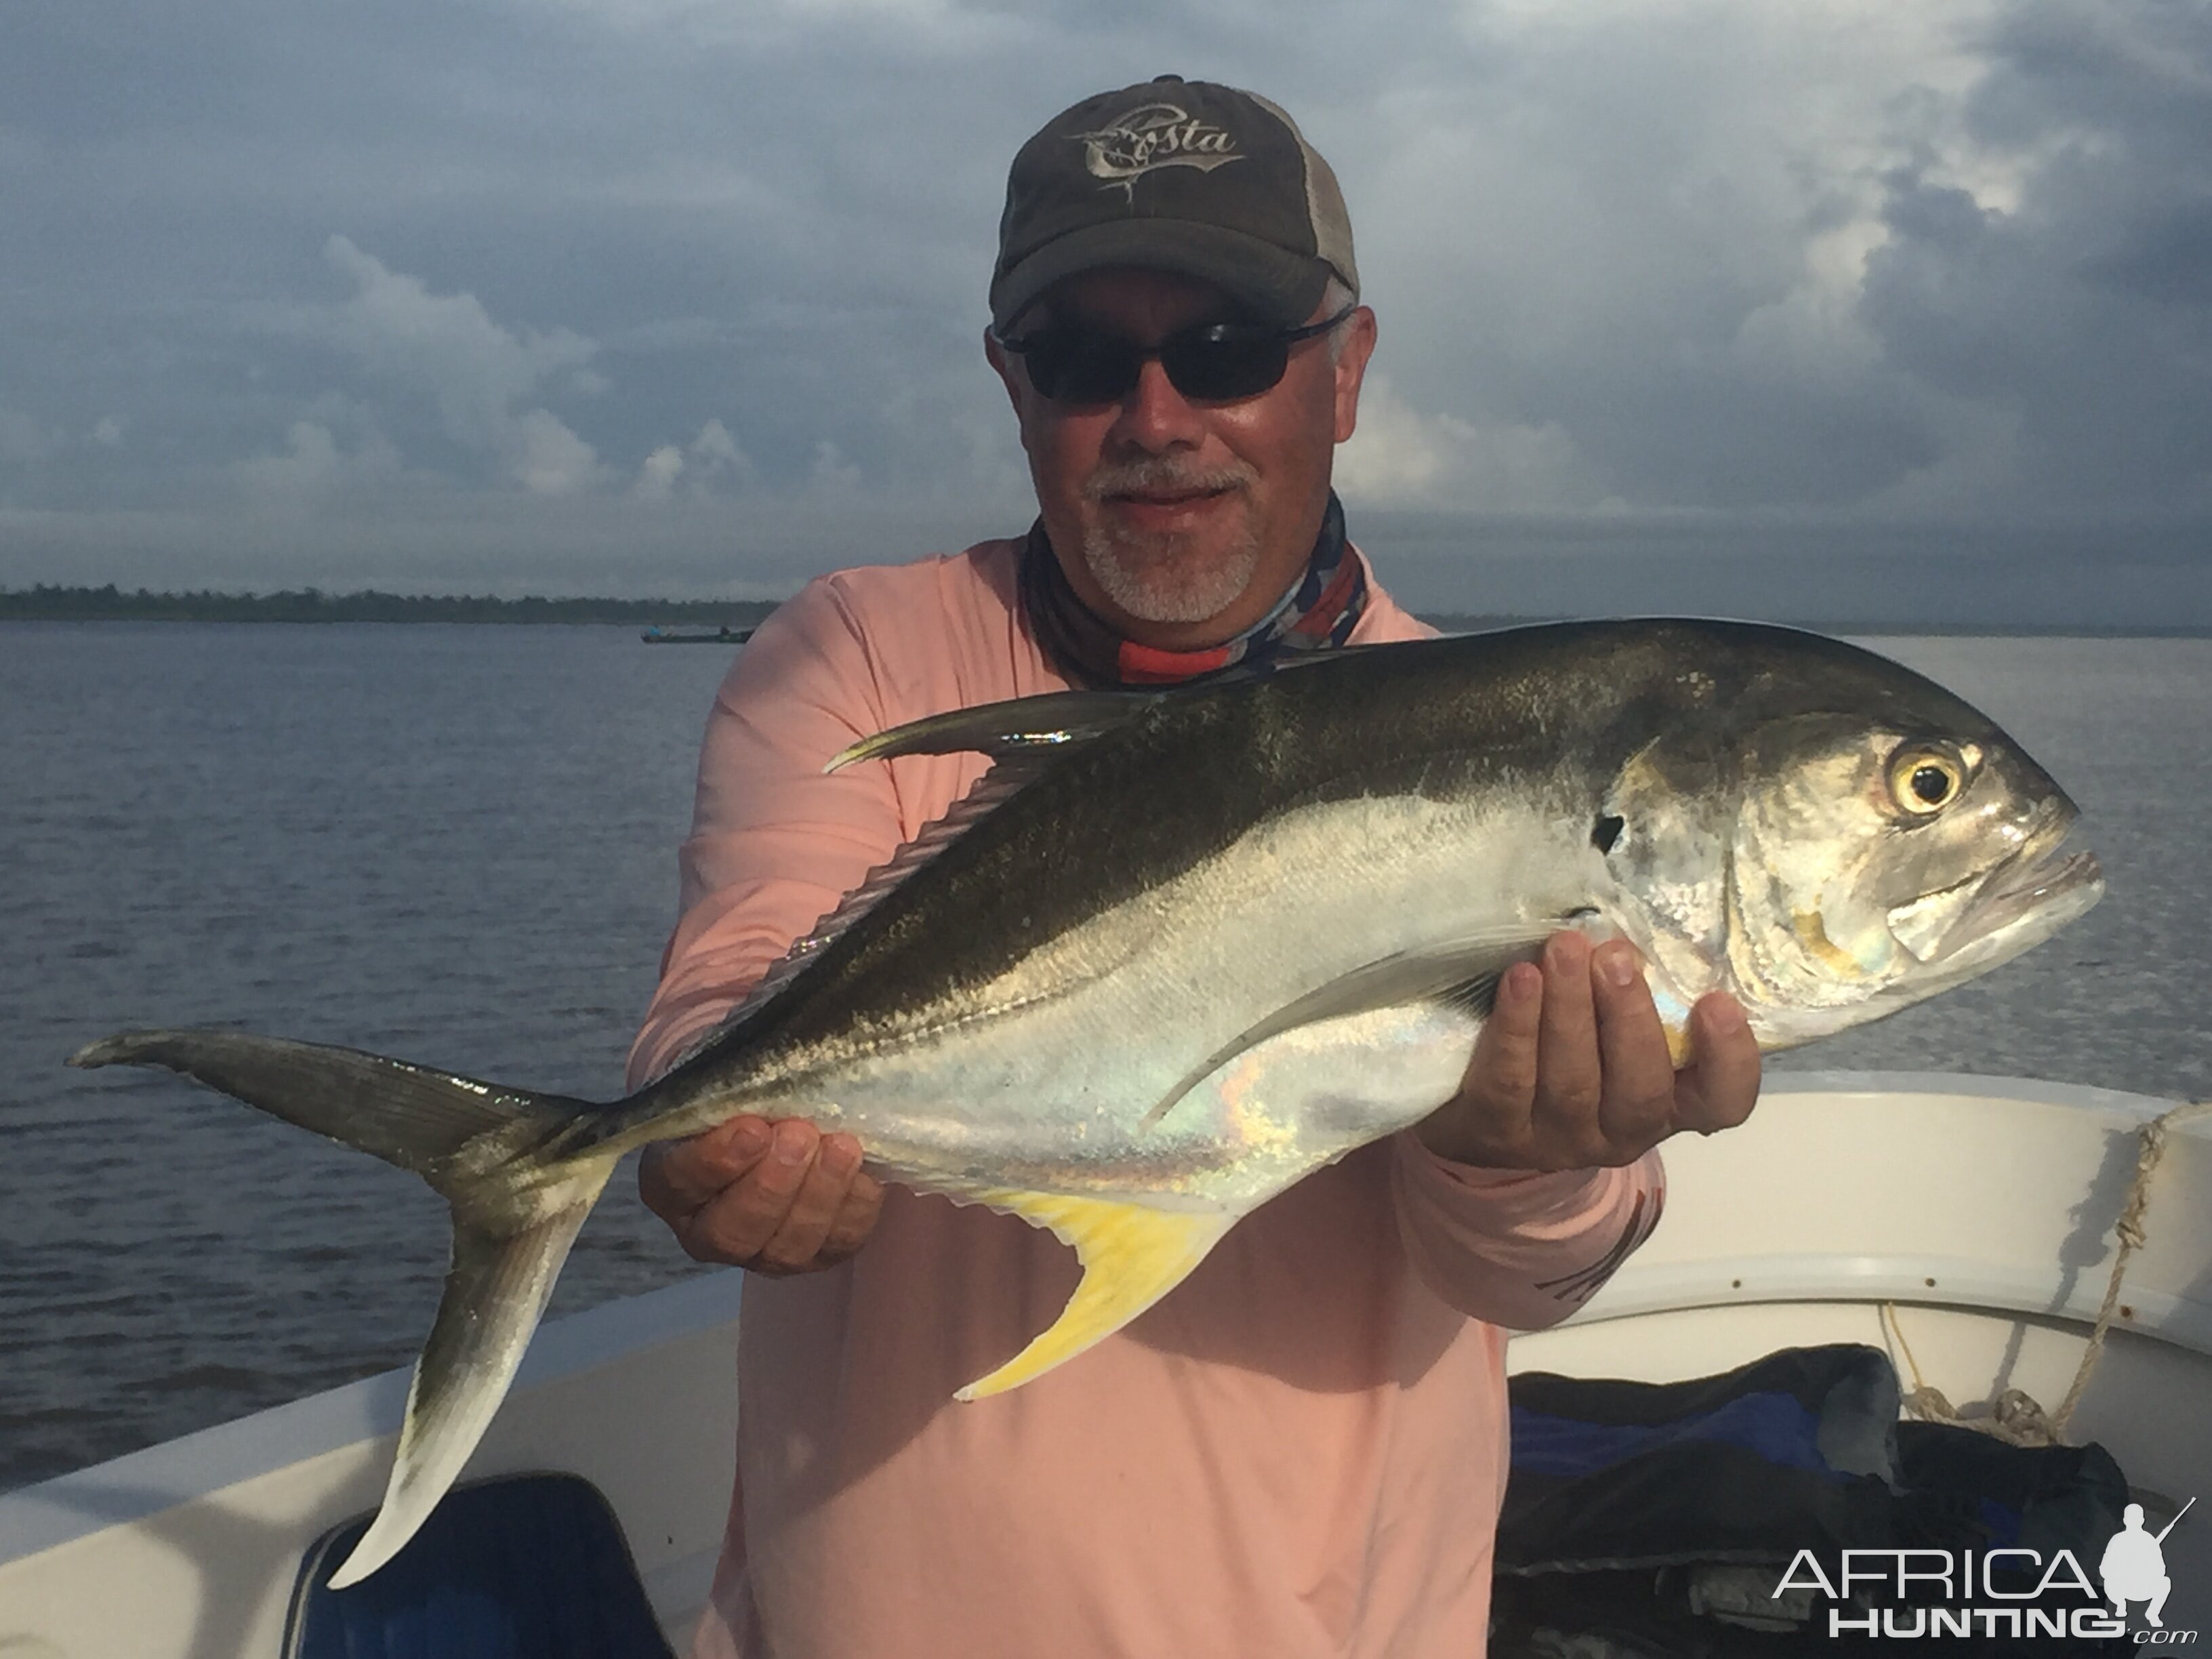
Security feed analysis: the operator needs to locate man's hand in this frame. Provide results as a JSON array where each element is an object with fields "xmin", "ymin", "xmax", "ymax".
[
  {"xmin": 1416, "ymin": 930, "xmax": 1761, "ymax": 1170},
  {"xmin": 639, "ymin": 1116, "xmax": 884, "ymax": 1274}
]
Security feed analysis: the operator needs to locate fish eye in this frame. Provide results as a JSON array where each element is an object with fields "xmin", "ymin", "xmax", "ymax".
[{"xmin": 1888, "ymin": 745, "xmax": 1966, "ymax": 815}]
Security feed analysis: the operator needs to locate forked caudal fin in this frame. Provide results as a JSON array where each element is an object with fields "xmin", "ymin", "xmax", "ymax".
[
  {"xmin": 68, "ymin": 1035, "xmax": 1236, "ymax": 1568},
  {"xmin": 68, "ymin": 1029, "xmax": 615, "ymax": 1586},
  {"xmin": 329, "ymin": 1164, "xmax": 612, "ymax": 1586},
  {"xmin": 948, "ymin": 1187, "xmax": 1239, "ymax": 1400}
]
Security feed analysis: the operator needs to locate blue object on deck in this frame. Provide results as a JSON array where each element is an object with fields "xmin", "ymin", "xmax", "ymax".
[
  {"xmin": 283, "ymin": 1471, "xmax": 676, "ymax": 1659},
  {"xmin": 1510, "ymin": 1389, "xmax": 1836, "ymax": 1479}
]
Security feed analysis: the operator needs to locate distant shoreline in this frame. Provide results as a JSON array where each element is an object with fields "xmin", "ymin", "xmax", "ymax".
[
  {"xmin": 2, "ymin": 586, "xmax": 2205, "ymax": 637},
  {"xmin": 0, "ymin": 585, "xmax": 779, "ymax": 628}
]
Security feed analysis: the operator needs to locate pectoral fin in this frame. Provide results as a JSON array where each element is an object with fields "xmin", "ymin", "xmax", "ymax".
[
  {"xmin": 1139, "ymin": 925, "xmax": 1560, "ymax": 1129},
  {"xmin": 953, "ymin": 1191, "xmax": 1237, "ymax": 1401}
]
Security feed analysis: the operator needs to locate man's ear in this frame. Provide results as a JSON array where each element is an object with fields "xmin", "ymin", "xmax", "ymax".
[
  {"xmin": 1330, "ymin": 307, "xmax": 1378, "ymax": 445},
  {"xmin": 985, "ymin": 328, "xmax": 1027, "ymax": 421}
]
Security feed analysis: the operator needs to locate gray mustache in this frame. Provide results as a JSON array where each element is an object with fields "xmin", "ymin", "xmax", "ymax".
[{"xmin": 1082, "ymin": 459, "xmax": 1256, "ymax": 501}]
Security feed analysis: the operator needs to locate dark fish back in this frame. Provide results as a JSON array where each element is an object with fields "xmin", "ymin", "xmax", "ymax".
[{"xmin": 661, "ymin": 620, "xmax": 2006, "ymax": 1084}]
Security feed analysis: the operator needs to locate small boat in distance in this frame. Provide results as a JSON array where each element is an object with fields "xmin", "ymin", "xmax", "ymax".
[{"xmin": 641, "ymin": 625, "xmax": 754, "ymax": 644}]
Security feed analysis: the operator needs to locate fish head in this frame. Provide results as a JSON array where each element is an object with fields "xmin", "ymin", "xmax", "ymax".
[
  {"xmin": 1596, "ymin": 635, "xmax": 2102, "ymax": 1050},
  {"xmin": 1720, "ymin": 690, "xmax": 2102, "ymax": 1046}
]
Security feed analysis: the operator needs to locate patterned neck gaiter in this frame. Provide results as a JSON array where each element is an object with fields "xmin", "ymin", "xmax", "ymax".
[{"xmin": 1019, "ymin": 492, "xmax": 1368, "ymax": 689}]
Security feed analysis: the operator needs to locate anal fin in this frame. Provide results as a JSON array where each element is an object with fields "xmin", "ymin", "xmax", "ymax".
[{"xmin": 954, "ymin": 1191, "xmax": 1237, "ymax": 1401}]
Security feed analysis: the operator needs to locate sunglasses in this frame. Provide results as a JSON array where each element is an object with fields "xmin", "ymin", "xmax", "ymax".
[{"xmin": 995, "ymin": 304, "xmax": 1356, "ymax": 406}]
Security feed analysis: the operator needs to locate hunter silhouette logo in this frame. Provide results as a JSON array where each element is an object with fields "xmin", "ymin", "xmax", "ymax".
[
  {"xmin": 2102, "ymin": 1498, "xmax": 2193, "ymax": 1631},
  {"xmin": 1073, "ymin": 102, "xmax": 1243, "ymax": 194}
]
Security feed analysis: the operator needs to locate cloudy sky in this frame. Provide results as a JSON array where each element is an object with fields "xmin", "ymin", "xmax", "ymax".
[{"xmin": 3, "ymin": 0, "xmax": 2207, "ymax": 623}]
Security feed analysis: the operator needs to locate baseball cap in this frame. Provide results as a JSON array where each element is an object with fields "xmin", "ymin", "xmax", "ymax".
[{"xmin": 991, "ymin": 76, "xmax": 1359, "ymax": 333}]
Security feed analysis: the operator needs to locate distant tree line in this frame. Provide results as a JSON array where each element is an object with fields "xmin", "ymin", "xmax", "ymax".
[
  {"xmin": 1, "ymin": 584, "xmax": 1552, "ymax": 634},
  {"xmin": 12, "ymin": 587, "xmax": 2152, "ymax": 636},
  {"xmin": 0, "ymin": 584, "xmax": 783, "ymax": 626}
]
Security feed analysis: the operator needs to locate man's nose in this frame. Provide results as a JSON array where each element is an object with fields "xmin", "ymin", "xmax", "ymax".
[{"xmin": 1107, "ymin": 356, "xmax": 1205, "ymax": 453}]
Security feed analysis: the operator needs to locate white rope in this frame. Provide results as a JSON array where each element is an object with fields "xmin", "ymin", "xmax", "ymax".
[{"xmin": 1889, "ymin": 1095, "xmax": 2212, "ymax": 1448}]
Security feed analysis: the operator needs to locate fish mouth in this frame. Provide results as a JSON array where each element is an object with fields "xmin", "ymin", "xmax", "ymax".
[{"xmin": 1932, "ymin": 826, "xmax": 2104, "ymax": 964}]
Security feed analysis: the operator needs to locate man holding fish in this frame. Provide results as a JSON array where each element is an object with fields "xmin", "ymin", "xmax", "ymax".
[
  {"xmin": 633, "ymin": 77, "xmax": 1763, "ymax": 1658},
  {"xmin": 76, "ymin": 73, "xmax": 2098, "ymax": 1642}
]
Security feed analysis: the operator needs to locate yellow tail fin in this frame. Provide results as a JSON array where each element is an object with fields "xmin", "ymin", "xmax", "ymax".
[{"xmin": 956, "ymin": 1191, "xmax": 1237, "ymax": 1401}]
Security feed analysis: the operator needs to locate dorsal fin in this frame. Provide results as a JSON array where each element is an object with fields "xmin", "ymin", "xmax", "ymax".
[
  {"xmin": 669, "ymin": 687, "xmax": 1162, "ymax": 1070},
  {"xmin": 823, "ymin": 687, "xmax": 1161, "ymax": 773},
  {"xmin": 664, "ymin": 750, "xmax": 1057, "ymax": 1069}
]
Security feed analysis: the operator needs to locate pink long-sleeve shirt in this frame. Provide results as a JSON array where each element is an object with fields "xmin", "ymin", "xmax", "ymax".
[{"xmin": 630, "ymin": 537, "xmax": 1664, "ymax": 1659}]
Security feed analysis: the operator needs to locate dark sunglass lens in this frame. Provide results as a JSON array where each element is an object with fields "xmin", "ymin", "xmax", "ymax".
[
  {"xmin": 1016, "ymin": 323, "xmax": 1303, "ymax": 404},
  {"xmin": 1161, "ymin": 335, "xmax": 1291, "ymax": 401},
  {"xmin": 1023, "ymin": 331, "xmax": 1141, "ymax": 403}
]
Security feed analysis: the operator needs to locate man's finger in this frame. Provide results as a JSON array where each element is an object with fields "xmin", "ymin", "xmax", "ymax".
[
  {"xmin": 681, "ymin": 1118, "xmax": 821, "ymax": 1264},
  {"xmin": 752, "ymin": 1130, "xmax": 865, "ymax": 1272},
  {"xmin": 1465, "ymin": 960, "xmax": 1542, "ymax": 1111},
  {"xmin": 1673, "ymin": 993, "xmax": 1762, "ymax": 1134},
  {"xmin": 1532, "ymin": 930, "xmax": 1603, "ymax": 1120},
  {"xmin": 642, "ymin": 1115, "xmax": 775, "ymax": 1219},
  {"xmin": 1589, "ymin": 940, "xmax": 1677, "ymax": 1155},
  {"xmin": 1419, "ymin": 961, "xmax": 1543, "ymax": 1165}
]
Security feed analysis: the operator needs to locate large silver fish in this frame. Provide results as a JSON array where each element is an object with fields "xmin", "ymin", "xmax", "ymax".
[{"xmin": 70, "ymin": 620, "xmax": 2101, "ymax": 1584}]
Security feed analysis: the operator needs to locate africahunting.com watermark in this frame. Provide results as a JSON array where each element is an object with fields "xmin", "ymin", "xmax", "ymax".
[{"xmin": 1778, "ymin": 1498, "xmax": 2196, "ymax": 1643}]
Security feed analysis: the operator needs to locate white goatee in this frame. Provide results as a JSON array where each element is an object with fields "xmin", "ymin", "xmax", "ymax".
[{"xmin": 1080, "ymin": 459, "xmax": 1261, "ymax": 625}]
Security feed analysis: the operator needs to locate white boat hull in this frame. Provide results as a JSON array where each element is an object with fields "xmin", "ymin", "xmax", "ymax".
[{"xmin": 0, "ymin": 1274, "xmax": 743, "ymax": 1655}]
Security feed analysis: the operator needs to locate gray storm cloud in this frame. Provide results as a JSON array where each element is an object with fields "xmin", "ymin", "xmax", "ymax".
[{"xmin": 0, "ymin": 0, "xmax": 2204, "ymax": 619}]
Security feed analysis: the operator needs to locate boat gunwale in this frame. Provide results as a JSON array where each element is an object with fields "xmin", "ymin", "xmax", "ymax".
[{"xmin": 0, "ymin": 1269, "xmax": 742, "ymax": 1565}]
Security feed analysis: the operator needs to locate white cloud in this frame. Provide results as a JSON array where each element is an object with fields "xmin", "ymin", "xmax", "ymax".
[
  {"xmin": 635, "ymin": 443, "xmax": 684, "ymax": 501},
  {"xmin": 1335, "ymin": 375, "xmax": 1605, "ymax": 512},
  {"xmin": 312, "ymin": 235, "xmax": 602, "ymax": 492},
  {"xmin": 514, "ymin": 408, "xmax": 599, "ymax": 495},
  {"xmin": 1343, "ymin": 0, "xmax": 2050, "ymax": 505},
  {"xmin": 688, "ymin": 417, "xmax": 752, "ymax": 485},
  {"xmin": 233, "ymin": 418, "xmax": 403, "ymax": 508},
  {"xmin": 90, "ymin": 416, "xmax": 124, "ymax": 448},
  {"xmin": 634, "ymin": 417, "xmax": 756, "ymax": 501},
  {"xmin": 239, "ymin": 419, "xmax": 342, "ymax": 497}
]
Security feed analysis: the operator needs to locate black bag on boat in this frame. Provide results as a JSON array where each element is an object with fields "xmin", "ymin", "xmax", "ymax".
[
  {"xmin": 1499, "ymin": 1344, "xmax": 1902, "ymax": 1576},
  {"xmin": 1490, "ymin": 1344, "xmax": 2133, "ymax": 1658}
]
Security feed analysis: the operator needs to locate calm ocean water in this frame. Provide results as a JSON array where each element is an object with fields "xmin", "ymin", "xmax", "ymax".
[{"xmin": 1, "ymin": 622, "xmax": 2207, "ymax": 1493}]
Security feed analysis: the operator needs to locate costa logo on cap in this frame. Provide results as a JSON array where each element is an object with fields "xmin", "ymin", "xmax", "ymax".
[
  {"xmin": 1074, "ymin": 102, "xmax": 1245, "ymax": 194},
  {"xmin": 991, "ymin": 77, "xmax": 1359, "ymax": 333}
]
